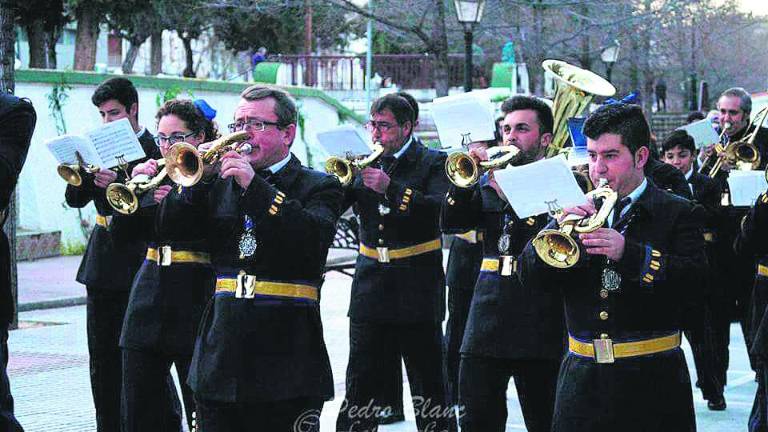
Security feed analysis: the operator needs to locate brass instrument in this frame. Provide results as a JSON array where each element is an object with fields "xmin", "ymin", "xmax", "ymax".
[
  {"xmin": 542, "ymin": 60, "xmax": 617, "ymax": 158},
  {"xmin": 325, "ymin": 143, "xmax": 385, "ymax": 186},
  {"xmin": 707, "ymin": 107, "xmax": 768, "ymax": 178},
  {"xmin": 531, "ymin": 178, "xmax": 617, "ymax": 268},
  {"xmin": 697, "ymin": 122, "xmax": 731, "ymax": 175},
  {"xmin": 445, "ymin": 146, "xmax": 520, "ymax": 188},
  {"xmin": 164, "ymin": 131, "xmax": 252, "ymax": 187},
  {"xmin": 57, "ymin": 151, "xmax": 100, "ymax": 186},
  {"xmin": 105, "ymin": 160, "xmax": 167, "ymax": 215}
]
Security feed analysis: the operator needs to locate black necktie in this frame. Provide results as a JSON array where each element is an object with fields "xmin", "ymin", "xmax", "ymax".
[
  {"xmin": 256, "ymin": 169, "xmax": 273, "ymax": 184},
  {"xmin": 379, "ymin": 155, "xmax": 396, "ymax": 173},
  {"xmin": 611, "ymin": 197, "xmax": 631, "ymax": 228}
]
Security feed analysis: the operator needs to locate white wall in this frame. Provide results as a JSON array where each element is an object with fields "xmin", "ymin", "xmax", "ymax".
[{"xmin": 14, "ymin": 81, "xmax": 363, "ymax": 247}]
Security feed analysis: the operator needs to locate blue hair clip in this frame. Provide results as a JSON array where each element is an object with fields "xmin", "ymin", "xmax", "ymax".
[
  {"xmin": 194, "ymin": 99, "xmax": 217, "ymax": 121},
  {"xmin": 604, "ymin": 92, "xmax": 638, "ymax": 106}
]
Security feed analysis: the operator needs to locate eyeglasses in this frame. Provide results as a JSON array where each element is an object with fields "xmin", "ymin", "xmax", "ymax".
[
  {"xmin": 154, "ymin": 131, "xmax": 196, "ymax": 146},
  {"xmin": 228, "ymin": 119, "xmax": 280, "ymax": 133},
  {"xmin": 719, "ymin": 108, "xmax": 742, "ymax": 116},
  {"xmin": 365, "ymin": 121, "xmax": 397, "ymax": 132}
]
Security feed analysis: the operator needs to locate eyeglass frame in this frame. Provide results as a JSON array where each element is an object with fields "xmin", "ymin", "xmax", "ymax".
[
  {"xmin": 154, "ymin": 131, "xmax": 197, "ymax": 146},
  {"xmin": 365, "ymin": 120, "xmax": 400, "ymax": 132},
  {"xmin": 228, "ymin": 118, "xmax": 282, "ymax": 133}
]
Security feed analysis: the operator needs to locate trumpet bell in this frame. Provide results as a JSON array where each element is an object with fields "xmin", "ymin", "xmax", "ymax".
[
  {"xmin": 532, "ymin": 229, "xmax": 580, "ymax": 268},
  {"xmin": 165, "ymin": 143, "xmax": 204, "ymax": 187},
  {"xmin": 325, "ymin": 157, "xmax": 354, "ymax": 186},
  {"xmin": 105, "ymin": 183, "xmax": 139, "ymax": 215},
  {"xmin": 57, "ymin": 164, "xmax": 83, "ymax": 186},
  {"xmin": 445, "ymin": 152, "xmax": 479, "ymax": 188}
]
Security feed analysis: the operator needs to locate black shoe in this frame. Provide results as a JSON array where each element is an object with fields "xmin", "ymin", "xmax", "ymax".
[
  {"xmin": 377, "ymin": 410, "xmax": 405, "ymax": 425},
  {"xmin": 707, "ymin": 396, "xmax": 727, "ymax": 411}
]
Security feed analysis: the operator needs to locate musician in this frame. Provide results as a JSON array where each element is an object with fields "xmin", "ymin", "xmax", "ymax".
[
  {"xmin": 699, "ymin": 87, "xmax": 768, "ymax": 385},
  {"xmin": 335, "ymin": 93, "xmax": 454, "ymax": 431},
  {"xmin": 440, "ymin": 95, "xmax": 564, "ymax": 432},
  {"xmin": 520, "ymin": 103, "xmax": 706, "ymax": 431},
  {"xmin": 64, "ymin": 77, "xmax": 181, "ymax": 431},
  {"xmin": 662, "ymin": 129, "xmax": 726, "ymax": 410},
  {"xmin": 0, "ymin": 93, "xmax": 35, "ymax": 432},
  {"xmin": 111, "ymin": 99, "xmax": 218, "ymax": 431},
  {"xmin": 735, "ymin": 189, "xmax": 768, "ymax": 431},
  {"xmin": 187, "ymin": 86, "xmax": 343, "ymax": 431}
]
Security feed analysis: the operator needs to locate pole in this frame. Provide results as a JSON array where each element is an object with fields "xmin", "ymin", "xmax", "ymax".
[
  {"xmin": 365, "ymin": 0, "xmax": 373, "ymax": 112},
  {"xmin": 606, "ymin": 63, "xmax": 613, "ymax": 84},
  {"xmin": 464, "ymin": 30, "xmax": 473, "ymax": 92}
]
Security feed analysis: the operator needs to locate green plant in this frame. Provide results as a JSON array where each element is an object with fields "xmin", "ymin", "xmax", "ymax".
[
  {"xmin": 47, "ymin": 80, "xmax": 72, "ymax": 135},
  {"xmin": 156, "ymin": 85, "xmax": 195, "ymax": 107},
  {"xmin": 60, "ymin": 240, "xmax": 87, "ymax": 256}
]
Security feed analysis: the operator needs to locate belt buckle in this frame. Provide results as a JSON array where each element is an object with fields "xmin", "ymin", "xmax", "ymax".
[
  {"xmin": 593, "ymin": 337, "xmax": 615, "ymax": 364},
  {"xmin": 377, "ymin": 247, "xmax": 390, "ymax": 263},
  {"xmin": 158, "ymin": 245, "xmax": 173, "ymax": 267},
  {"xmin": 236, "ymin": 271, "xmax": 256, "ymax": 299},
  {"xmin": 499, "ymin": 256, "xmax": 516, "ymax": 276}
]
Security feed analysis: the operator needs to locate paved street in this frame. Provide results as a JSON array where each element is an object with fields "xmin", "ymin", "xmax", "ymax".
[{"xmin": 7, "ymin": 256, "xmax": 758, "ymax": 431}]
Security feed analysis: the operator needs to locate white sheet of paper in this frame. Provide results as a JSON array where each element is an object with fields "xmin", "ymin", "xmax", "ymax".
[
  {"xmin": 431, "ymin": 93, "xmax": 496, "ymax": 150},
  {"xmin": 728, "ymin": 170, "xmax": 767, "ymax": 206},
  {"xmin": 494, "ymin": 155, "xmax": 588, "ymax": 218},
  {"xmin": 679, "ymin": 119, "xmax": 720, "ymax": 149},
  {"xmin": 45, "ymin": 135, "xmax": 94, "ymax": 164},
  {"xmin": 316, "ymin": 126, "xmax": 372, "ymax": 157},
  {"xmin": 85, "ymin": 118, "xmax": 146, "ymax": 168}
]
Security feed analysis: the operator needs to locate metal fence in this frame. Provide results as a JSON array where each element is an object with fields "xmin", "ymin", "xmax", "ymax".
[{"xmin": 270, "ymin": 54, "xmax": 489, "ymax": 90}]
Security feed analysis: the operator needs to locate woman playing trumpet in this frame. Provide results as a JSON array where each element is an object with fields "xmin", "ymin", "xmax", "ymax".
[{"xmin": 111, "ymin": 99, "xmax": 219, "ymax": 432}]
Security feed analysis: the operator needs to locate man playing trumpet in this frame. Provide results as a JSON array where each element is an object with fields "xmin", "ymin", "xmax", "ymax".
[
  {"xmin": 520, "ymin": 103, "xmax": 706, "ymax": 431},
  {"xmin": 441, "ymin": 95, "xmax": 565, "ymax": 432}
]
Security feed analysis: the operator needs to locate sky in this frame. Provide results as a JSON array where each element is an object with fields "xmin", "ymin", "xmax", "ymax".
[{"xmin": 739, "ymin": 0, "xmax": 768, "ymax": 16}]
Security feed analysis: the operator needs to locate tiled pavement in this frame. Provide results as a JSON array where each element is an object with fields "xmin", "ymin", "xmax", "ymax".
[{"xmin": 7, "ymin": 256, "xmax": 758, "ymax": 431}]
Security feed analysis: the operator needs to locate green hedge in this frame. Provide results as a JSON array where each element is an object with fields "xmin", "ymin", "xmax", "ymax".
[{"xmin": 17, "ymin": 69, "xmax": 365, "ymax": 124}]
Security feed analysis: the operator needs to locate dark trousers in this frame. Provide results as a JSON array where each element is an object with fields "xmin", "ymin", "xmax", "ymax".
[
  {"xmin": 444, "ymin": 286, "xmax": 473, "ymax": 406},
  {"xmin": 0, "ymin": 325, "xmax": 22, "ymax": 432},
  {"xmin": 684, "ymin": 303, "xmax": 725, "ymax": 401},
  {"xmin": 86, "ymin": 288, "xmax": 181, "ymax": 432},
  {"xmin": 750, "ymin": 363, "xmax": 768, "ymax": 432},
  {"xmin": 378, "ymin": 348, "xmax": 404, "ymax": 417},
  {"xmin": 197, "ymin": 397, "xmax": 323, "ymax": 432},
  {"xmin": 336, "ymin": 321, "xmax": 455, "ymax": 432},
  {"xmin": 122, "ymin": 348, "xmax": 194, "ymax": 432},
  {"xmin": 458, "ymin": 355, "xmax": 560, "ymax": 432}
]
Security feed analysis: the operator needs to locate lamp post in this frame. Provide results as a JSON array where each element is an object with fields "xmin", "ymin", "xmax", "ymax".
[
  {"xmin": 454, "ymin": 0, "xmax": 485, "ymax": 92},
  {"xmin": 600, "ymin": 41, "xmax": 620, "ymax": 83}
]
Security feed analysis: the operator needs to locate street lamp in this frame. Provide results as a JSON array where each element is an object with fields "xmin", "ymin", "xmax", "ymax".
[
  {"xmin": 454, "ymin": 0, "xmax": 485, "ymax": 92},
  {"xmin": 600, "ymin": 41, "xmax": 620, "ymax": 83}
]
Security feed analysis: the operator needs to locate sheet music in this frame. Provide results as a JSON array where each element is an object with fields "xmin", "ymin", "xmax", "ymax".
[
  {"xmin": 728, "ymin": 170, "xmax": 767, "ymax": 206},
  {"xmin": 431, "ymin": 93, "xmax": 496, "ymax": 150},
  {"xmin": 316, "ymin": 126, "xmax": 372, "ymax": 157},
  {"xmin": 494, "ymin": 155, "xmax": 587, "ymax": 218},
  {"xmin": 85, "ymin": 118, "xmax": 146, "ymax": 168},
  {"xmin": 679, "ymin": 119, "xmax": 720, "ymax": 149},
  {"xmin": 45, "ymin": 135, "xmax": 93, "ymax": 164}
]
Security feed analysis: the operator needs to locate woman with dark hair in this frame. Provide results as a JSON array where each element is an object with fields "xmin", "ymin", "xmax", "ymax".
[{"xmin": 112, "ymin": 99, "xmax": 219, "ymax": 432}]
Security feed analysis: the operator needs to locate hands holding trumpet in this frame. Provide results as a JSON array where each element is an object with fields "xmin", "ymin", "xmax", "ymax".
[
  {"xmin": 132, "ymin": 160, "xmax": 172, "ymax": 205},
  {"xmin": 559, "ymin": 198, "xmax": 625, "ymax": 262}
]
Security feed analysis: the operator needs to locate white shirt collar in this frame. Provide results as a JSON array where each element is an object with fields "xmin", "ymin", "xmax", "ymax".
[
  {"xmin": 136, "ymin": 126, "xmax": 147, "ymax": 138},
  {"xmin": 684, "ymin": 167, "xmax": 693, "ymax": 181},
  {"xmin": 624, "ymin": 177, "xmax": 648, "ymax": 208},
  {"xmin": 266, "ymin": 152, "xmax": 292, "ymax": 174},
  {"xmin": 393, "ymin": 136, "xmax": 414, "ymax": 159}
]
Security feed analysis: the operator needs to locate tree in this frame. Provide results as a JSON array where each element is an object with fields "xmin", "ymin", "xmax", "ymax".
[
  {"xmin": 105, "ymin": 0, "xmax": 161, "ymax": 74},
  {"xmin": 69, "ymin": 0, "xmax": 110, "ymax": 70},
  {"xmin": 16, "ymin": 0, "xmax": 66, "ymax": 68},
  {"xmin": 0, "ymin": 0, "xmax": 19, "ymax": 329},
  {"xmin": 156, "ymin": 0, "xmax": 210, "ymax": 77}
]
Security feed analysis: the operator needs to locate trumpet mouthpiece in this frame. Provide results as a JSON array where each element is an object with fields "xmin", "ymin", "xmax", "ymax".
[{"xmin": 238, "ymin": 143, "xmax": 253, "ymax": 155}]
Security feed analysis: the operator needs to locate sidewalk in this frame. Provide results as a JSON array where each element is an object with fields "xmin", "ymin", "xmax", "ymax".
[{"xmin": 8, "ymin": 255, "xmax": 757, "ymax": 431}]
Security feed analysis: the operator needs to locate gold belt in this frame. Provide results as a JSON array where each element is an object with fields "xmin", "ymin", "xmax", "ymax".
[
  {"xmin": 759, "ymin": 264, "xmax": 768, "ymax": 277},
  {"xmin": 569, "ymin": 333, "xmax": 681, "ymax": 364},
  {"xmin": 215, "ymin": 274, "xmax": 318, "ymax": 301},
  {"xmin": 480, "ymin": 257, "xmax": 517, "ymax": 275},
  {"xmin": 455, "ymin": 230, "xmax": 484, "ymax": 244},
  {"xmin": 95, "ymin": 214, "xmax": 111, "ymax": 228},
  {"xmin": 146, "ymin": 246, "xmax": 210, "ymax": 266},
  {"xmin": 359, "ymin": 238, "xmax": 441, "ymax": 263}
]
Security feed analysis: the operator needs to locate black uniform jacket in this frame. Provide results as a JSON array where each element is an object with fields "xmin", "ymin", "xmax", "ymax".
[
  {"xmin": 441, "ymin": 178, "xmax": 565, "ymax": 359},
  {"xmin": 188, "ymin": 154, "xmax": 343, "ymax": 403},
  {"xmin": 519, "ymin": 180, "xmax": 706, "ymax": 428},
  {"xmin": 111, "ymin": 182, "xmax": 214, "ymax": 356},
  {"xmin": 344, "ymin": 140, "xmax": 450, "ymax": 324},
  {"xmin": 735, "ymin": 192, "xmax": 768, "ymax": 363},
  {"xmin": 445, "ymin": 235, "xmax": 483, "ymax": 293},
  {"xmin": 66, "ymin": 130, "xmax": 160, "ymax": 291},
  {"xmin": 644, "ymin": 157, "xmax": 693, "ymax": 200},
  {"xmin": 0, "ymin": 95, "xmax": 35, "ymax": 325}
]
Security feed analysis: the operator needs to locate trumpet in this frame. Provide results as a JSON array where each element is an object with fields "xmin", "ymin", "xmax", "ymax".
[
  {"xmin": 704, "ymin": 106, "xmax": 768, "ymax": 177},
  {"xmin": 105, "ymin": 160, "xmax": 167, "ymax": 215},
  {"xmin": 531, "ymin": 178, "xmax": 617, "ymax": 268},
  {"xmin": 164, "ymin": 131, "xmax": 252, "ymax": 187},
  {"xmin": 57, "ymin": 151, "xmax": 100, "ymax": 186},
  {"xmin": 325, "ymin": 143, "xmax": 385, "ymax": 186},
  {"xmin": 445, "ymin": 146, "xmax": 520, "ymax": 188},
  {"xmin": 697, "ymin": 122, "xmax": 731, "ymax": 175}
]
